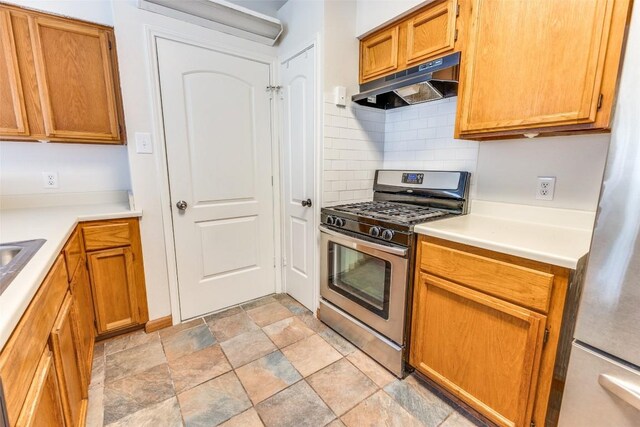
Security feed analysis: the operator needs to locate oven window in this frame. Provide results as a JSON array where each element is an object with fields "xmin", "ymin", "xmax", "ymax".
[{"xmin": 328, "ymin": 242, "xmax": 391, "ymax": 319}]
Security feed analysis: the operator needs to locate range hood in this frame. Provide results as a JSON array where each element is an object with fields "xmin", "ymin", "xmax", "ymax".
[
  {"xmin": 138, "ymin": 0, "xmax": 283, "ymax": 46},
  {"xmin": 352, "ymin": 52, "xmax": 460, "ymax": 110}
]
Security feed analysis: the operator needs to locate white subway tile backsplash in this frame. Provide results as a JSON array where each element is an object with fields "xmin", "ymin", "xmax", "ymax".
[{"xmin": 323, "ymin": 97, "xmax": 479, "ymax": 207}]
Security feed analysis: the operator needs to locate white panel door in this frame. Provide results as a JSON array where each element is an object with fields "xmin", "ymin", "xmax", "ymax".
[
  {"xmin": 281, "ymin": 47, "xmax": 316, "ymax": 310},
  {"xmin": 157, "ymin": 38, "xmax": 275, "ymax": 320}
]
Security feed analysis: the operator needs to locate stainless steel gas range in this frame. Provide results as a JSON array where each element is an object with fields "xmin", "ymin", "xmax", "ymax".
[{"xmin": 319, "ymin": 170, "xmax": 470, "ymax": 377}]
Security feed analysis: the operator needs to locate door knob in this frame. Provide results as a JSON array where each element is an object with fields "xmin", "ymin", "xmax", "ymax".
[
  {"xmin": 301, "ymin": 198, "xmax": 312, "ymax": 207},
  {"xmin": 176, "ymin": 200, "xmax": 188, "ymax": 210}
]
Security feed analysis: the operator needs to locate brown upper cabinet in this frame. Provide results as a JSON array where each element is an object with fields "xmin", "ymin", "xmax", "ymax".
[
  {"xmin": 0, "ymin": 3, "xmax": 125, "ymax": 144},
  {"xmin": 359, "ymin": 0, "xmax": 458, "ymax": 84},
  {"xmin": 455, "ymin": 0, "xmax": 632, "ymax": 139}
]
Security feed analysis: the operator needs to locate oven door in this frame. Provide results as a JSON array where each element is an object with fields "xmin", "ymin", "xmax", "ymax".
[{"xmin": 320, "ymin": 225, "xmax": 409, "ymax": 344}]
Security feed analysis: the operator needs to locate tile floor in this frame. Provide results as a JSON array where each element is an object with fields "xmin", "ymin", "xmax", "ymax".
[{"xmin": 87, "ymin": 293, "xmax": 486, "ymax": 427}]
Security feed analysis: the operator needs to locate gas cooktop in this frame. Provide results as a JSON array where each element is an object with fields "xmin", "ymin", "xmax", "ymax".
[{"xmin": 329, "ymin": 201, "xmax": 449, "ymax": 225}]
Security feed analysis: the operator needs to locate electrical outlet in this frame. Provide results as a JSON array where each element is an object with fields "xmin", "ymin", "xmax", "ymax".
[
  {"xmin": 135, "ymin": 132, "xmax": 153, "ymax": 154},
  {"xmin": 42, "ymin": 172, "xmax": 59, "ymax": 189},
  {"xmin": 536, "ymin": 176, "xmax": 556, "ymax": 201}
]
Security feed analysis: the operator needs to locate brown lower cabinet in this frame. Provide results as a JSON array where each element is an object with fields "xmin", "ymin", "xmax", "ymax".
[
  {"xmin": 50, "ymin": 294, "xmax": 86, "ymax": 427},
  {"xmin": 14, "ymin": 349, "xmax": 65, "ymax": 427},
  {"xmin": 410, "ymin": 236, "xmax": 571, "ymax": 427},
  {"xmin": 0, "ymin": 217, "xmax": 148, "ymax": 426}
]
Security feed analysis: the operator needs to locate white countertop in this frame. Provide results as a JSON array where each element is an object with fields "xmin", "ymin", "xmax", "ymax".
[
  {"xmin": 415, "ymin": 200, "xmax": 596, "ymax": 269},
  {"xmin": 0, "ymin": 202, "xmax": 142, "ymax": 350}
]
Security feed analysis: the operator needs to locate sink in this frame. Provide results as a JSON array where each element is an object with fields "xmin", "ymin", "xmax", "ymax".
[
  {"xmin": 0, "ymin": 247, "xmax": 22, "ymax": 267},
  {"xmin": 0, "ymin": 239, "xmax": 46, "ymax": 296}
]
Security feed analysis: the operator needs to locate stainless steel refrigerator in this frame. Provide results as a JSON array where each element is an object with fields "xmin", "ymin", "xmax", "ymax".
[{"xmin": 558, "ymin": 4, "xmax": 640, "ymax": 425}]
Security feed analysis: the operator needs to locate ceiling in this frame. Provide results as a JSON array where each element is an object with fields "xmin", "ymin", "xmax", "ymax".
[{"xmin": 225, "ymin": 0, "xmax": 289, "ymax": 18}]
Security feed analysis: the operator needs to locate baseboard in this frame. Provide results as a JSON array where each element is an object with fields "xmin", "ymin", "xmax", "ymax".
[{"xmin": 145, "ymin": 315, "xmax": 173, "ymax": 333}]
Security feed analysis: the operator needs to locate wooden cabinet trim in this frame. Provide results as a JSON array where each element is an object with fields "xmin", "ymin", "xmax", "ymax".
[
  {"xmin": 411, "ymin": 272, "xmax": 546, "ymax": 427},
  {"xmin": 88, "ymin": 246, "xmax": 140, "ymax": 333},
  {"xmin": 405, "ymin": 0, "xmax": 457, "ymax": 65},
  {"xmin": 28, "ymin": 15, "xmax": 120, "ymax": 141},
  {"xmin": 0, "ymin": 9, "xmax": 29, "ymax": 136},
  {"xmin": 420, "ymin": 241, "xmax": 554, "ymax": 313},
  {"xmin": 0, "ymin": 255, "xmax": 68, "ymax": 425},
  {"xmin": 63, "ymin": 228, "xmax": 83, "ymax": 280},
  {"xmin": 14, "ymin": 348, "xmax": 65, "ymax": 427},
  {"xmin": 82, "ymin": 222, "xmax": 131, "ymax": 252},
  {"xmin": 457, "ymin": 0, "xmax": 621, "ymax": 136},
  {"xmin": 360, "ymin": 26, "xmax": 400, "ymax": 82}
]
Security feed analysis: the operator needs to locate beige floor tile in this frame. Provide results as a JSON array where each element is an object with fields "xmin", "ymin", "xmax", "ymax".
[
  {"xmin": 307, "ymin": 359, "xmax": 377, "ymax": 416},
  {"xmin": 245, "ymin": 301, "xmax": 293, "ymax": 327},
  {"xmin": 255, "ymin": 380, "xmax": 335, "ymax": 427},
  {"xmin": 241, "ymin": 295, "xmax": 277, "ymax": 311},
  {"xmin": 162, "ymin": 323, "xmax": 216, "ymax": 361},
  {"xmin": 262, "ymin": 316, "xmax": 315, "ymax": 348},
  {"xmin": 90, "ymin": 353, "xmax": 105, "ymax": 389},
  {"xmin": 168, "ymin": 344, "xmax": 232, "ymax": 393},
  {"xmin": 220, "ymin": 329, "xmax": 277, "ymax": 368},
  {"xmin": 341, "ymin": 390, "xmax": 423, "ymax": 427},
  {"xmin": 207, "ymin": 311, "xmax": 260, "ymax": 342},
  {"xmin": 178, "ymin": 371, "xmax": 251, "ymax": 426},
  {"xmin": 85, "ymin": 384, "xmax": 104, "ymax": 427},
  {"xmin": 236, "ymin": 351, "xmax": 301, "ymax": 404},
  {"xmin": 440, "ymin": 411, "xmax": 479, "ymax": 427},
  {"xmin": 103, "ymin": 364, "xmax": 175, "ymax": 425},
  {"xmin": 274, "ymin": 293, "xmax": 310, "ymax": 315},
  {"xmin": 384, "ymin": 379, "xmax": 452, "ymax": 426},
  {"xmin": 325, "ymin": 420, "xmax": 346, "ymax": 427},
  {"xmin": 159, "ymin": 318, "xmax": 204, "ymax": 341},
  {"xmin": 346, "ymin": 350, "xmax": 395, "ymax": 388},
  {"xmin": 105, "ymin": 340, "xmax": 166, "ymax": 383},
  {"xmin": 297, "ymin": 312, "xmax": 329, "ymax": 333},
  {"xmin": 204, "ymin": 306, "xmax": 243, "ymax": 323},
  {"xmin": 281, "ymin": 334, "xmax": 342, "ymax": 377},
  {"xmin": 104, "ymin": 330, "xmax": 160, "ymax": 355},
  {"xmin": 105, "ymin": 397, "xmax": 183, "ymax": 427},
  {"xmin": 219, "ymin": 408, "xmax": 264, "ymax": 427}
]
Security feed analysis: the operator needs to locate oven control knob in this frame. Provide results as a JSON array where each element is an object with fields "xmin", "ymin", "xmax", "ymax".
[
  {"xmin": 326, "ymin": 216, "xmax": 335, "ymax": 225},
  {"xmin": 381, "ymin": 229, "xmax": 395, "ymax": 241},
  {"xmin": 334, "ymin": 217, "xmax": 346, "ymax": 227},
  {"xmin": 369, "ymin": 226, "xmax": 382, "ymax": 237}
]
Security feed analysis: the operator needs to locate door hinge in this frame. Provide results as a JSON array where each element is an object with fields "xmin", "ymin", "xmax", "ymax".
[
  {"xmin": 530, "ymin": 421, "xmax": 536, "ymax": 427},
  {"xmin": 273, "ymin": 257, "xmax": 276, "ymax": 268},
  {"xmin": 456, "ymin": 3, "xmax": 460, "ymax": 17},
  {"xmin": 271, "ymin": 176, "xmax": 274, "ymax": 186},
  {"xmin": 454, "ymin": 29, "xmax": 459, "ymax": 42},
  {"xmin": 282, "ymin": 257, "xmax": 287, "ymax": 267},
  {"xmin": 597, "ymin": 93, "xmax": 604, "ymax": 110},
  {"xmin": 108, "ymin": 39, "xmax": 112, "ymax": 50},
  {"xmin": 543, "ymin": 328, "xmax": 550, "ymax": 346}
]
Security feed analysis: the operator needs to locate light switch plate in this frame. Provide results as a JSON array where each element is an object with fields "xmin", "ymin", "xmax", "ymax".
[{"xmin": 135, "ymin": 132, "xmax": 153, "ymax": 154}]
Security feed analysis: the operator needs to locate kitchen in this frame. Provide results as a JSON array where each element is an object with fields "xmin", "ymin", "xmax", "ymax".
[{"xmin": 0, "ymin": 0, "xmax": 638, "ymax": 426}]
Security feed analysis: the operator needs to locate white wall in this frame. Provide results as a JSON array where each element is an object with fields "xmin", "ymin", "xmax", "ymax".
[
  {"xmin": 474, "ymin": 135, "xmax": 610, "ymax": 211},
  {"xmin": 111, "ymin": 0, "xmax": 276, "ymax": 321},
  {"xmin": 0, "ymin": 142, "xmax": 130, "ymax": 195},
  {"xmin": 355, "ymin": 0, "xmax": 429, "ymax": 37},
  {"xmin": 0, "ymin": 1, "xmax": 128, "ymax": 198},
  {"xmin": 5, "ymin": 0, "xmax": 113, "ymax": 25},
  {"xmin": 276, "ymin": 0, "xmax": 323, "ymax": 58}
]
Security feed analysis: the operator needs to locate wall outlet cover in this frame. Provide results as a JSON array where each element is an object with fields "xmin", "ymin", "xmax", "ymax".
[
  {"xmin": 42, "ymin": 172, "xmax": 59, "ymax": 189},
  {"xmin": 536, "ymin": 176, "xmax": 556, "ymax": 201}
]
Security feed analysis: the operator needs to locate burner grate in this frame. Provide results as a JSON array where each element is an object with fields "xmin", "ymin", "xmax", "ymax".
[{"xmin": 332, "ymin": 201, "xmax": 448, "ymax": 224}]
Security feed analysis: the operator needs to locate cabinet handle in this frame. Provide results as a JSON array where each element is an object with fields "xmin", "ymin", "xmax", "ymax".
[{"xmin": 599, "ymin": 374, "xmax": 640, "ymax": 411}]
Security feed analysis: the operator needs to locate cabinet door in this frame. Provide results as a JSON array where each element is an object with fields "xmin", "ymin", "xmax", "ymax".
[
  {"xmin": 458, "ymin": 0, "xmax": 617, "ymax": 135},
  {"xmin": 88, "ymin": 247, "xmax": 140, "ymax": 334},
  {"xmin": 410, "ymin": 273, "xmax": 546, "ymax": 427},
  {"xmin": 15, "ymin": 348, "xmax": 65, "ymax": 427},
  {"xmin": 28, "ymin": 15, "xmax": 121, "ymax": 141},
  {"xmin": 360, "ymin": 26, "xmax": 399, "ymax": 83},
  {"xmin": 406, "ymin": 0, "xmax": 457, "ymax": 65},
  {"xmin": 50, "ymin": 293, "xmax": 86, "ymax": 427},
  {"xmin": 0, "ymin": 9, "xmax": 28, "ymax": 136},
  {"xmin": 71, "ymin": 261, "xmax": 95, "ymax": 392}
]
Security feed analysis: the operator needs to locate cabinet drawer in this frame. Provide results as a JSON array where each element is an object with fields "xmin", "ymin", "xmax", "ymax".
[
  {"xmin": 63, "ymin": 229, "xmax": 82, "ymax": 279},
  {"xmin": 82, "ymin": 223, "xmax": 130, "ymax": 251},
  {"xmin": 420, "ymin": 241, "xmax": 554, "ymax": 313},
  {"xmin": 0, "ymin": 256, "xmax": 68, "ymax": 425}
]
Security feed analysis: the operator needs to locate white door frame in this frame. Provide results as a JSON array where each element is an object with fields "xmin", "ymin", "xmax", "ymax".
[
  {"xmin": 144, "ymin": 26, "xmax": 283, "ymax": 324},
  {"xmin": 278, "ymin": 34, "xmax": 323, "ymax": 312}
]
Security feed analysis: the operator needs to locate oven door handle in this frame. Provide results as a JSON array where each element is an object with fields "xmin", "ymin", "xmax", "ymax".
[{"xmin": 319, "ymin": 225, "xmax": 408, "ymax": 257}]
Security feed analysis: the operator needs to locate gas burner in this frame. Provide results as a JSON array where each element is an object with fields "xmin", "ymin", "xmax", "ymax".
[{"xmin": 332, "ymin": 201, "xmax": 448, "ymax": 224}]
